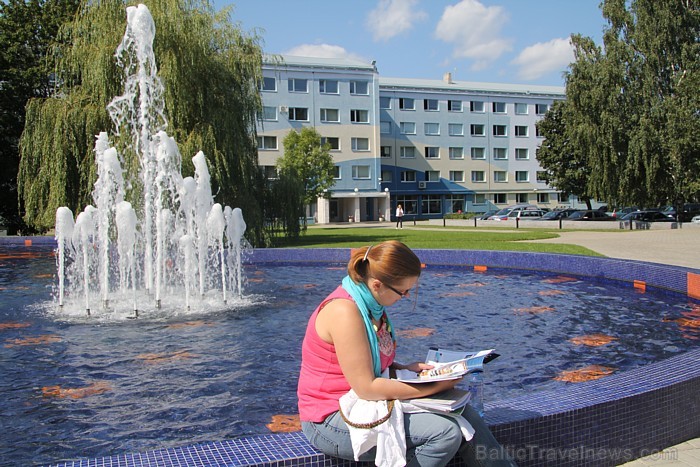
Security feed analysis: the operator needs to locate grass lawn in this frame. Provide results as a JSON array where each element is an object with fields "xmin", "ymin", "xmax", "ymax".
[{"xmin": 283, "ymin": 225, "xmax": 602, "ymax": 257}]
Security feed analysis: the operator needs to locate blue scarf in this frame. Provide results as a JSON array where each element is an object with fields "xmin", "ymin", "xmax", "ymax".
[{"xmin": 341, "ymin": 275, "xmax": 396, "ymax": 376}]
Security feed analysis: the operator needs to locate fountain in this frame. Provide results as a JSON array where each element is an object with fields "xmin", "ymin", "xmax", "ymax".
[{"xmin": 53, "ymin": 4, "xmax": 246, "ymax": 319}]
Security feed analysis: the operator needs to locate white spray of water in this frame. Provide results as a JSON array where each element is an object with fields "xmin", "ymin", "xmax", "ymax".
[{"xmin": 53, "ymin": 4, "xmax": 247, "ymax": 319}]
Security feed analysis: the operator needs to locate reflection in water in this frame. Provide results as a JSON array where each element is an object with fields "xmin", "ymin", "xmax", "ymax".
[
  {"xmin": 569, "ymin": 334, "xmax": 617, "ymax": 346},
  {"xmin": 42, "ymin": 381, "xmax": 112, "ymax": 399}
]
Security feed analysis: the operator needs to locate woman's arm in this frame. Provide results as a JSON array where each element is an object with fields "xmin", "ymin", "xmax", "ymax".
[{"xmin": 316, "ymin": 298, "xmax": 460, "ymax": 401}]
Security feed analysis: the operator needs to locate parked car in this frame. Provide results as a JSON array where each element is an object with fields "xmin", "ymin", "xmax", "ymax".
[
  {"xmin": 477, "ymin": 210, "xmax": 499, "ymax": 220},
  {"xmin": 536, "ymin": 209, "xmax": 581, "ymax": 220},
  {"xmin": 619, "ymin": 211, "xmax": 675, "ymax": 222},
  {"xmin": 661, "ymin": 203, "xmax": 700, "ymax": 222},
  {"xmin": 568, "ymin": 210, "xmax": 615, "ymax": 221},
  {"xmin": 487, "ymin": 205, "xmax": 540, "ymax": 221},
  {"xmin": 691, "ymin": 214, "xmax": 700, "ymax": 224},
  {"xmin": 506, "ymin": 209, "xmax": 546, "ymax": 220},
  {"xmin": 610, "ymin": 206, "xmax": 640, "ymax": 219}
]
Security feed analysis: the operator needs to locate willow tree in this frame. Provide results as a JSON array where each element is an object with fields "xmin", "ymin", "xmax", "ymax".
[{"xmin": 18, "ymin": 0, "xmax": 268, "ymax": 244}]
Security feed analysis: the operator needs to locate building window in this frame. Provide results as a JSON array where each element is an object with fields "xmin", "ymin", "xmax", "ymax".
[
  {"xmin": 494, "ymin": 193, "xmax": 507, "ymax": 204},
  {"xmin": 382, "ymin": 170, "xmax": 393, "ymax": 182},
  {"xmin": 448, "ymin": 100, "xmax": 462, "ymax": 112},
  {"xmin": 558, "ymin": 193, "xmax": 569, "ymax": 203},
  {"xmin": 449, "ymin": 147, "xmax": 464, "ymax": 159},
  {"xmin": 493, "ymin": 125, "xmax": 507, "ymax": 137},
  {"xmin": 516, "ymin": 193, "xmax": 528, "ymax": 204},
  {"xmin": 319, "ymin": 79, "xmax": 338, "ymax": 94},
  {"xmin": 380, "ymin": 146, "xmax": 392, "ymax": 158},
  {"xmin": 515, "ymin": 148, "xmax": 529, "ymax": 160},
  {"xmin": 400, "ymin": 122, "xmax": 416, "ymax": 134},
  {"xmin": 448, "ymin": 123, "xmax": 463, "ymax": 136},
  {"xmin": 260, "ymin": 76, "xmax": 276, "ymax": 92},
  {"xmin": 320, "ymin": 108, "xmax": 339, "ymax": 123},
  {"xmin": 262, "ymin": 106, "xmax": 277, "ymax": 121},
  {"xmin": 492, "ymin": 102, "xmax": 506, "ymax": 113},
  {"xmin": 493, "ymin": 147, "xmax": 508, "ymax": 160},
  {"xmin": 333, "ymin": 166, "xmax": 341, "ymax": 179},
  {"xmin": 350, "ymin": 80, "xmax": 369, "ymax": 95},
  {"xmin": 471, "ymin": 147, "xmax": 486, "ymax": 159},
  {"xmin": 471, "ymin": 171, "xmax": 485, "ymax": 182},
  {"xmin": 289, "ymin": 107, "xmax": 308, "ymax": 121},
  {"xmin": 424, "ymin": 99, "xmax": 439, "ymax": 111},
  {"xmin": 470, "ymin": 124, "xmax": 485, "ymax": 136},
  {"xmin": 288, "ymin": 78, "xmax": 308, "ymax": 93},
  {"xmin": 422, "ymin": 195, "xmax": 442, "ymax": 214},
  {"xmin": 470, "ymin": 101, "xmax": 485, "ymax": 112},
  {"xmin": 380, "ymin": 97, "xmax": 391, "ymax": 109},
  {"xmin": 400, "ymin": 146, "xmax": 416, "ymax": 158},
  {"xmin": 263, "ymin": 165, "xmax": 278, "ymax": 180},
  {"xmin": 536, "ymin": 103, "xmax": 549, "ymax": 115},
  {"xmin": 380, "ymin": 121, "xmax": 391, "ymax": 134},
  {"xmin": 425, "ymin": 147, "xmax": 440, "ymax": 159},
  {"xmin": 474, "ymin": 194, "xmax": 486, "ymax": 204},
  {"xmin": 397, "ymin": 195, "xmax": 418, "ymax": 214},
  {"xmin": 537, "ymin": 193, "xmax": 550, "ymax": 203},
  {"xmin": 257, "ymin": 136, "xmax": 277, "ymax": 150},
  {"xmin": 449, "ymin": 170, "xmax": 464, "ymax": 182},
  {"xmin": 425, "ymin": 170, "xmax": 440, "ymax": 182},
  {"xmin": 515, "ymin": 171, "xmax": 529, "ymax": 182},
  {"xmin": 515, "ymin": 103, "xmax": 528, "ymax": 115},
  {"xmin": 321, "ymin": 137, "xmax": 340, "ymax": 150},
  {"xmin": 447, "ymin": 196, "xmax": 465, "ymax": 213},
  {"xmin": 350, "ymin": 109, "xmax": 369, "ymax": 123},
  {"xmin": 351, "ymin": 137, "xmax": 370, "ymax": 151},
  {"xmin": 494, "ymin": 171, "xmax": 508, "ymax": 182},
  {"xmin": 515, "ymin": 125, "xmax": 529, "ymax": 137},
  {"xmin": 352, "ymin": 165, "xmax": 371, "ymax": 179},
  {"xmin": 424, "ymin": 123, "xmax": 440, "ymax": 135},
  {"xmin": 401, "ymin": 170, "xmax": 416, "ymax": 182},
  {"xmin": 399, "ymin": 98, "xmax": 415, "ymax": 110},
  {"xmin": 536, "ymin": 171, "xmax": 547, "ymax": 182},
  {"xmin": 536, "ymin": 126, "xmax": 543, "ymax": 137}
]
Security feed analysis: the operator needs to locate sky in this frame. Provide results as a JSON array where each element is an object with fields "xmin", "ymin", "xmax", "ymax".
[{"xmin": 212, "ymin": 0, "xmax": 608, "ymax": 87}]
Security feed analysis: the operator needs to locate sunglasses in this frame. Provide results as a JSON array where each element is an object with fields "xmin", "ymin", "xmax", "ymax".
[{"xmin": 384, "ymin": 282, "xmax": 411, "ymax": 298}]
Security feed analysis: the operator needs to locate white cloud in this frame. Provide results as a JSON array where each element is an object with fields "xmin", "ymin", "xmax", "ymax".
[
  {"xmin": 366, "ymin": 0, "xmax": 427, "ymax": 41},
  {"xmin": 283, "ymin": 44, "xmax": 368, "ymax": 63},
  {"xmin": 511, "ymin": 37, "xmax": 574, "ymax": 81},
  {"xmin": 434, "ymin": 0, "xmax": 513, "ymax": 71}
]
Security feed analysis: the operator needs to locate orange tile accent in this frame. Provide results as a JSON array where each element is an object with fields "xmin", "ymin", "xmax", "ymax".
[
  {"xmin": 421, "ymin": 263, "xmax": 427, "ymax": 269},
  {"xmin": 474, "ymin": 265, "xmax": 487, "ymax": 272},
  {"xmin": 24, "ymin": 239, "xmax": 32, "ymax": 246},
  {"xmin": 267, "ymin": 414, "xmax": 301, "ymax": 433},
  {"xmin": 633, "ymin": 280, "xmax": 646, "ymax": 292},
  {"xmin": 688, "ymin": 272, "xmax": 700, "ymax": 300}
]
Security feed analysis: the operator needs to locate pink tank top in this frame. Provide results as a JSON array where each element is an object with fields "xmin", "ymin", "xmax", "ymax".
[{"xmin": 297, "ymin": 286, "xmax": 396, "ymax": 422}]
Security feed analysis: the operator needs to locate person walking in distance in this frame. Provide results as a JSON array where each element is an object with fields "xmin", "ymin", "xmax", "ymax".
[{"xmin": 395, "ymin": 204, "xmax": 404, "ymax": 229}]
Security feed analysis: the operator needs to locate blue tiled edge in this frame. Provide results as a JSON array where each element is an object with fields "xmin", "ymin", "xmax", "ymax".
[{"xmin": 21, "ymin": 243, "xmax": 698, "ymax": 467}]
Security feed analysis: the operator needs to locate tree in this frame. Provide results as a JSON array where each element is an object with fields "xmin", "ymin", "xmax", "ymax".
[
  {"xmin": 558, "ymin": 0, "xmax": 700, "ymax": 209},
  {"xmin": 277, "ymin": 127, "xmax": 335, "ymax": 226},
  {"xmin": 17, "ymin": 0, "xmax": 269, "ymax": 245},
  {"xmin": 0, "ymin": 0, "xmax": 80, "ymax": 233},
  {"xmin": 536, "ymin": 100, "xmax": 594, "ymax": 209}
]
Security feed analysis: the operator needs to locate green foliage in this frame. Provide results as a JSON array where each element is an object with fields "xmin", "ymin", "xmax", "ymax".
[
  {"xmin": 0, "ymin": 0, "xmax": 80, "ymax": 232},
  {"xmin": 555, "ymin": 0, "xmax": 700, "ymax": 208},
  {"xmin": 17, "ymin": 0, "xmax": 267, "ymax": 245},
  {"xmin": 443, "ymin": 212, "xmax": 477, "ymax": 219},
  {"xmin": 277, "ymin": 127, "xmax": 335, "ymax": 209}
]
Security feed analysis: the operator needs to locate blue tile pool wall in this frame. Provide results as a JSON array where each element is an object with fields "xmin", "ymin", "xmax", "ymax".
[{"xmin": 9, "ymin": 241, "xmax": 694, "ymax": 467}]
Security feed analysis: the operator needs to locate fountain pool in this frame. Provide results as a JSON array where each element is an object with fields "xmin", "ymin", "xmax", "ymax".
[{"xmin": 1, "ymin": 239, "xmax": 699, "ymax": 466}]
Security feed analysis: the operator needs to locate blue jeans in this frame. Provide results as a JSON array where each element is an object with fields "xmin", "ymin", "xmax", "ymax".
[{"xmin": 302, "ymin": 405, "xmax": 516, "ymax": 467}]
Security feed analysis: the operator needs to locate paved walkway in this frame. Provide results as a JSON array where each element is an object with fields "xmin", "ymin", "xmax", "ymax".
[{"xmin": 526, "ymin": 227, "xmax": 700, "ymax": 270}]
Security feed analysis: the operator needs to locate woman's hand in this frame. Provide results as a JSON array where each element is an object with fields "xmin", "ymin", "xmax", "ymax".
[{"xmin": 401, "ymin": 361, "xmax": 434, "ymax": 373}]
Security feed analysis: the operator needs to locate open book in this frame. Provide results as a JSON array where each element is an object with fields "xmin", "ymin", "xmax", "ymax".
[{"xmin": 394, "ymin": 348, "xmax": 499, "ymax": 383}]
